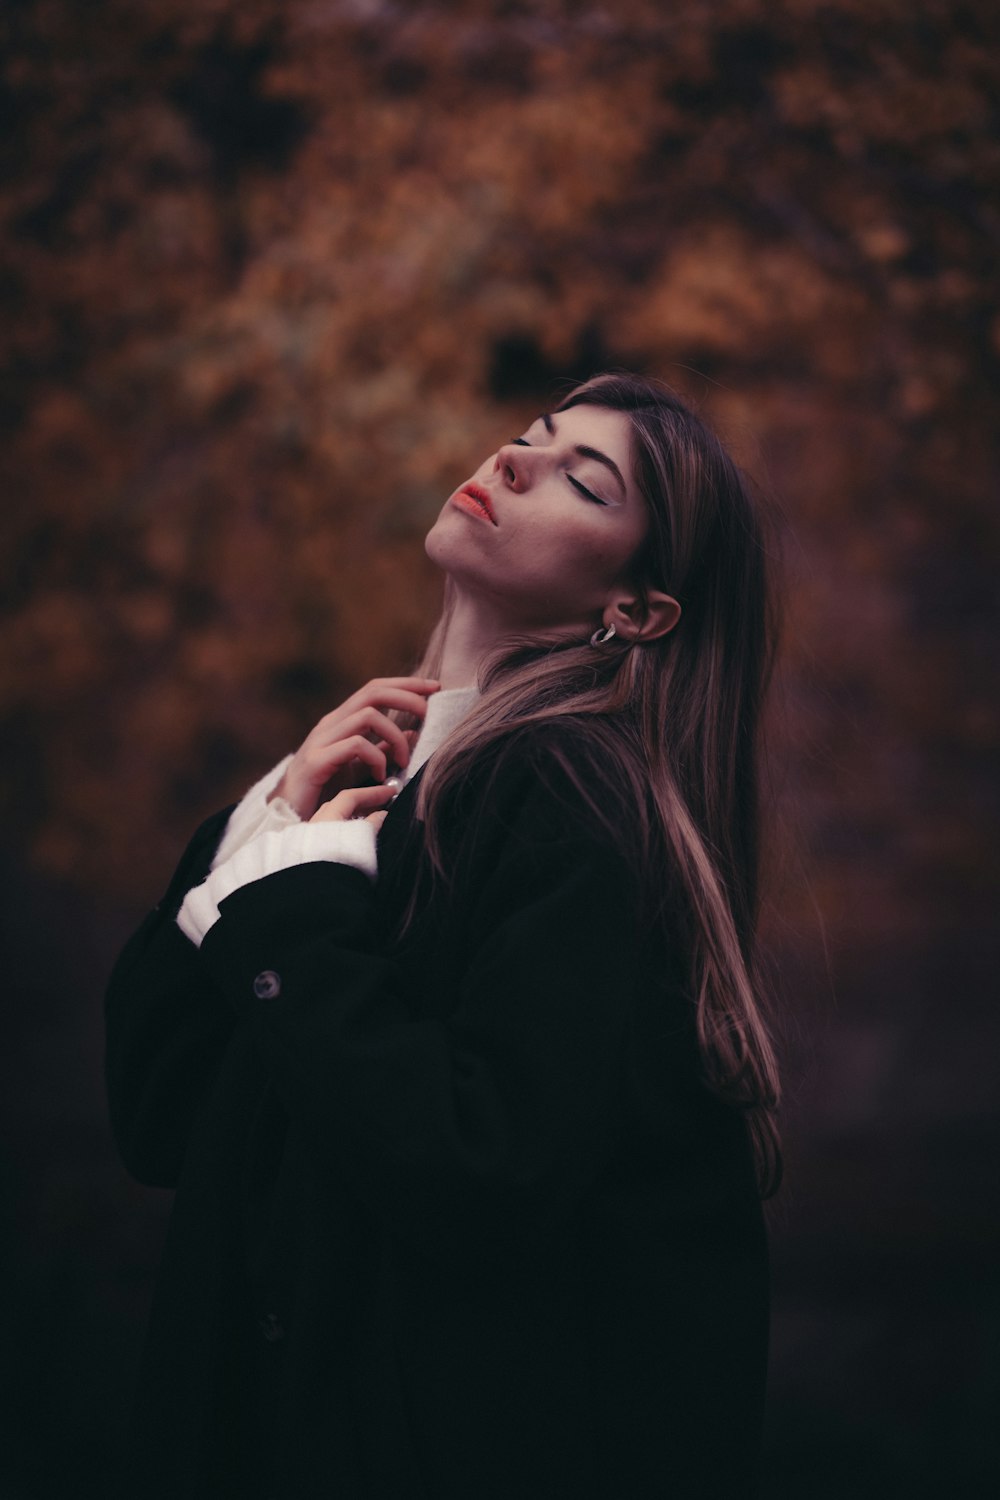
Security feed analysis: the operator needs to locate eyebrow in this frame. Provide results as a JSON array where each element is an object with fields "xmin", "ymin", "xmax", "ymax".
[{"xmin": 541, "ymin": 412, "xmax": 626, "ymax": 499}]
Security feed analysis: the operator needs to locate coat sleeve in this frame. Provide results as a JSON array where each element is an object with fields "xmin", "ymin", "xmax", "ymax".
[
  {"xmin": 104, "ymin": 804, "xmax": 241, "ymax": 1188},
  {"xmin": 198, "ymin": 748, "xmax": 677, "ymax": 1267}
]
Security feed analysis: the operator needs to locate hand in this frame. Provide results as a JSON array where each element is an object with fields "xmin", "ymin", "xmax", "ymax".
[{"xmin": 270, "ymin": 676, "xmax": 441, "ymax": 821}]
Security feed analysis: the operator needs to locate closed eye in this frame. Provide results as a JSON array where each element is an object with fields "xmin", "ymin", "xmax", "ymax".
[
  {"xmin": 567, "ymin": 476, "xmax": 606, "ymax": 505},
  {"xmin": 511, "ymin": 438, "xmax": 607, "ymax": 505}
]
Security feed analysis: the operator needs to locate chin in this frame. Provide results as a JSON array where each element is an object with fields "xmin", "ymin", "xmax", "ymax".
[
  {"xmin": 424, "ymin": 511, "xmax": 468, "ymax": 572},
  {"xmin": 423, "ymin": 517, "xmax": 447, "ymax": 566}
]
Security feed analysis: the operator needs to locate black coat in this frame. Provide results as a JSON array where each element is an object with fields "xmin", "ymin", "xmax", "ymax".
[{"xmin": 105, "ymin": 725, "xmax": 769, "ymax": 1499}]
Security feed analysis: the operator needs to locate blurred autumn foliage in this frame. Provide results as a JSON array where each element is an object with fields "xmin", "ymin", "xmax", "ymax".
[{"xmin": 1, "ymin": 0, "xmax": 998, "ymax": 1494}]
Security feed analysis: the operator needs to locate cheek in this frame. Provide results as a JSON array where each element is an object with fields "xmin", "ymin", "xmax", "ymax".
[
  {"xmin": 560, "ymin": 521, "xmax": 637, "ymax": 587},
  {"xmin": 505, "ymin": 521, "xmax": 629, "ymax": 603}
]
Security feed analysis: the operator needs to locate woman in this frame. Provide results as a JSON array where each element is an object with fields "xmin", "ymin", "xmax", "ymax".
[{"xmin": 105, "ymin": 371, "xmax": 782, "ymax": 1499}]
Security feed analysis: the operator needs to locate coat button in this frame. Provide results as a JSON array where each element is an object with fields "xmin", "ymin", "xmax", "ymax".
[
  {"xmin": 258, "ymin": 1312, "xmax": 285, "ymax": 1343},
  {"xmin": 253, "ymin": 970, "xmax": 281, "ymax": 1000}
]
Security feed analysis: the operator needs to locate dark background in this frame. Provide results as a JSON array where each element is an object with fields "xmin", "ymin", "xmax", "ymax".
[{"xmin": 1, "ymin": 1, "xmax": 998, "ymax": 1494}]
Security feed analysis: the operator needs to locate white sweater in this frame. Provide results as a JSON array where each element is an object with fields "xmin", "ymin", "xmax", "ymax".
[{"xmin": 177, "ymin": 686, "xmax": 480, "ymax": 949}]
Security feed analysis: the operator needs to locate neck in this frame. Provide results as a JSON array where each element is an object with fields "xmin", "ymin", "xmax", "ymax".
[{"xmin": 435, "ymin": 591, "xmax": 513, "ymax": 689}]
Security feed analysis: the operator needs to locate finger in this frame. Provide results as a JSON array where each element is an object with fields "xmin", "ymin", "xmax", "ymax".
[
  {"xmin": 338, "ymin": 707, "xmax": 413, "ymax": 768},
  {"xmin": 310, "ymin": 707, "xmax": 412, "ymax": 772},
  {"xmin": 309, "ymin": 734, "xmax": 388, "ymax": 784},
  {"xmin": 339, "ymin": 678, "xmax": 441, "ymax": 712},
  {"xmin": 366, "ymin": 810, "xmax": 389, "ymax": 831},
  {"xmin": 372, "ymin": 729, "xmax": 419, "ymax": 775},
  {"xmin": 310, "ymin": 782, "xmax": 397, "ymax": 823},
  {"xmin": 364, "ymin": 676, "xmax": 442, "ymax": 693},
  {"xmin": 346, "ymin": 781, "xmax": 400, "ymax": 811},
  {"xmin": 373, "ymin": 738, "xmax": 406, "ymax": 775},
  {"xmin": 322, "ymin": 683, "xmax": 441, "ymax": 731}
]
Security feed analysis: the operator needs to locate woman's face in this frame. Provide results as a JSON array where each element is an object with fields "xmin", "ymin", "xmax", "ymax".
[{"xmin": 425, "ymin": 404, "xmax": 649, "ymax": 636}]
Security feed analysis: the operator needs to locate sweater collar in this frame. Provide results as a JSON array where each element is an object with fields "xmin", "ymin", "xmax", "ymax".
[{"xmin": 404, "ymin": 685, "xmax": 481, "ymax": 782}]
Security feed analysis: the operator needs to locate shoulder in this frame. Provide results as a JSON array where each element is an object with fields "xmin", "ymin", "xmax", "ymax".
[
  {"xmin": 157, "ymin": 803, "xmax": 239, "ymax": 916},
  {"xmin": 507, "ymin": 714, "xmax": 648, "ymax": 825},
  {"xmin": 438, "ymin": 717, "xmax": 682, "ymax": 974},
  {"xmin": 447, "ymin": 714, "xmax": 655, "ymax": 883}
]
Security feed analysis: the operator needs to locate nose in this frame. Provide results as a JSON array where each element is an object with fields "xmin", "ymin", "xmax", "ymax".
[{"xmin": 494, "ymin": 443, "xmax": 529, "ymax": 492}]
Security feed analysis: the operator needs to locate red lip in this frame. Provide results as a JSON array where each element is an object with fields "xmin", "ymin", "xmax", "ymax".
[{"xmin": 452, "ymin": 483, "xmax": 498, "ymax": 526}]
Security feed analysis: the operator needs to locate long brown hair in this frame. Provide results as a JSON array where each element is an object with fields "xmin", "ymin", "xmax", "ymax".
[{"xmin": 402, "ymin": 371, "xmax": 782, "ymax": 1196}]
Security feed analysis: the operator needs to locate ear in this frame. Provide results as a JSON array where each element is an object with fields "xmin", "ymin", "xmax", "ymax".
[{"xmin": 605, "ymin": 588, "xmax": 681, "ymax": 643}]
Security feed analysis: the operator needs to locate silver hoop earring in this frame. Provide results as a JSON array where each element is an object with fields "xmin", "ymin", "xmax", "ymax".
[{"xmin": 589, "ymin": 622, "xmax": 617, "ymax": 647}]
